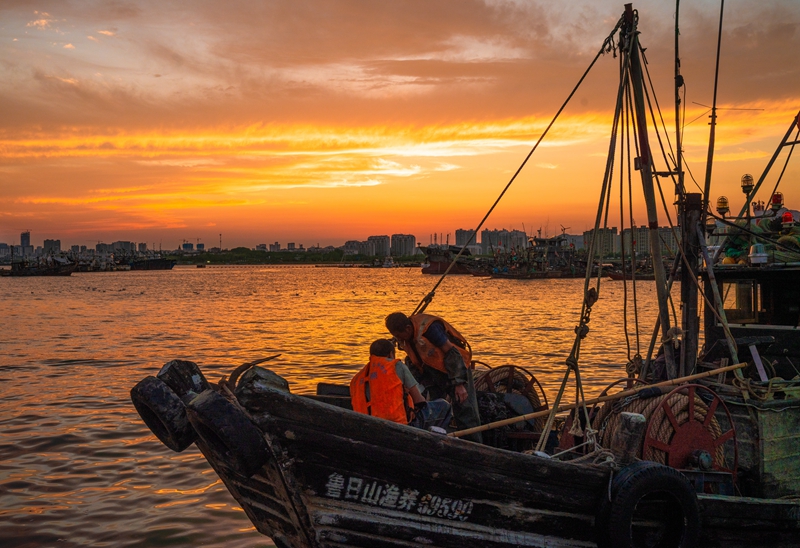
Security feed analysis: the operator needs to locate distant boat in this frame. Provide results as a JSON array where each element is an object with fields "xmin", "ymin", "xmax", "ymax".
[
  {"xmin": 1, "ymin": 259, "xmax": 76, "ymax": 277},
  {"xmin": 421, "ymin": 245, "xmax": 473, "ymax": 274},
  {"xmin": 128, "ymin": 258, "xmax": 177, "ymax": 271}
]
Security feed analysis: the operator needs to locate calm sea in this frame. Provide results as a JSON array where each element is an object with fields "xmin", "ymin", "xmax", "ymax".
[{"xmin": 0, "ymin": 265, "xmax": 664, "ymax": 547}]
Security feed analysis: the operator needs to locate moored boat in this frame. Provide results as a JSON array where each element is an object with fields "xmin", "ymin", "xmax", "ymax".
[
  {"xmin": 130, "ymin": 5, "xmax": 800, "ymax": 547},
  {"xmin": 420, "ymin": 245, "xmax": 473, "ymax": 274},
  {"xmin": 1, "ymin": 258, "xmax": 77, "ymax": 277}
]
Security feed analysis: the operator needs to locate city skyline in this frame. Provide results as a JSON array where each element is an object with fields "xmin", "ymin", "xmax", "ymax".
[{"xmin": 2, "ymin": 1, "xmax": 799, "ymax": 248}]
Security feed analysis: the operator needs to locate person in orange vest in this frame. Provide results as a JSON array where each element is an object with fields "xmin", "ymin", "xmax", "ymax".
[
  {"xmin": 350, "ymin": 339, "xmax": 452, "ymax": 430},
  {"xmin": 385, "ymin": 312, "xmax": 483, "ymax": 443}
]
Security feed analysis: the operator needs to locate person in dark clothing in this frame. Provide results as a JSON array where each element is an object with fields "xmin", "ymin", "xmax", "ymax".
[{"xmin": 385, "ymin": 312, "xmax": 483, "ymax": 443}]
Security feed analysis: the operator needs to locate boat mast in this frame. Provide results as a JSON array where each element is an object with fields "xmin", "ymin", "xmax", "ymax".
[
  {"xmin": 701, "ymin": 0, "xmax": 725, "ymax": 226},
  {"xmin": 624, "ymin": 3, "xmax": 677, "ymax": 378}
]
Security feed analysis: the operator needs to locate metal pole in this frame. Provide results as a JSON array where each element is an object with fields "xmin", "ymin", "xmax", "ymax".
[{"xmin": 625, "ymin": 4, "xmax": 677, "ymax": 378}]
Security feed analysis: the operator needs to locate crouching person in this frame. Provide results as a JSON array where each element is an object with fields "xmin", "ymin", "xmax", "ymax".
[{"xmin": 350, "ymin": 339, "xmax": 452, "ymax": 431}]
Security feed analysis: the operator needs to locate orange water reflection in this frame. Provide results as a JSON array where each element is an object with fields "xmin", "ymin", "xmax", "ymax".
[{"xmin": 0, "ymin": 266, "xmax": 672, "ymax": 547}]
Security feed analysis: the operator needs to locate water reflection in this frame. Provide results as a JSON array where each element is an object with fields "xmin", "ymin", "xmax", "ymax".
[{"xmin": 0, "ymin": 266, "xmax": 666, "ymax": 547}]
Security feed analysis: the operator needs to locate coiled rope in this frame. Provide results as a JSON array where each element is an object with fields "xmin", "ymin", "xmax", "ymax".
[{"xmin": 592, "ymin": 391, "xmax": 725, "ymax": 467}]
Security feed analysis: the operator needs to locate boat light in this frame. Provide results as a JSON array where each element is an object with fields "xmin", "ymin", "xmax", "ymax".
[
  {"xmin": 782, "ymin": 211, "xmax": 794, "ymax": 227},
  {"xmin": 716, "ymin": 196, "xmax": 730, "ymax": 217},
  {"xmin": 771, "ymin": 192, "xmax": 784, "ymax": 211},
  {"xmin": 741, "ymin": 174, "xmax": 755, "ymax": 195}
]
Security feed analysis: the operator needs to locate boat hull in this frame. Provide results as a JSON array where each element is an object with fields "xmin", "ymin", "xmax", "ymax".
[{"xmin": 207, "ymin": 385, "xmax": 611, "ymax": 548}]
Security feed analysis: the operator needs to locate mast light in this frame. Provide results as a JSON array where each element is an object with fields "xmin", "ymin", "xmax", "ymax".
[
  {"xmin": 716, "ymin": 196, "xmax": 730, "ymax": 217},
  {"xmin": 771, "ymin": 192, "xmax": 784, "ymax": 211},
  {"xmin": 741, "ymin": 174, "xmax": 755, "ymax": 195}
]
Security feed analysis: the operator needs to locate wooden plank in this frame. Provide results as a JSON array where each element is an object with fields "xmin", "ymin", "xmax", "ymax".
[{"xmin": 306, "ymin": 498, "xmax": 597, "ymax": 547}]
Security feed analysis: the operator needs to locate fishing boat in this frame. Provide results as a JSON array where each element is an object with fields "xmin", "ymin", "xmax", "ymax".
[
  {"xmin": 0, "ymin": 257, "xmax": 77, "ymax": 277},
  {"xmin": 127, "ymin": 257, "xmax": 177, "ymax": 270},
  {"xmin": 131, "ymin": 4, "xmax": 800, "ymax": 547},
  {"xmin": 420, "ymin": 244, "xmax": 473, "ymax": 275}
]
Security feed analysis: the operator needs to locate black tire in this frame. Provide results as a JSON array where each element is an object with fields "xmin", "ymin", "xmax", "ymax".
[
  {"xmin": 601, "ymin": 461, "xmax": 700, "ymax": 548},
  {"xmin": 130, "ymin": 376, "xmax": 197, "ymax": 452},
  {"xmin": 186, "ymin": 389, "xmax": 270, "ymax": 478},
  {"xmin": 157, "ymin": 359, "xmax": 210, "ymax": 401}
]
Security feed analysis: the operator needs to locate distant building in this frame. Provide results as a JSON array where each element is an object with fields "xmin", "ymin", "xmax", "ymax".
[
  {"xmin": 357, "ymin": 240, "xmax": 376, "ymax": 256},
  {"xmin": 269, "ymin": 242, "xmax": 280, "ymax": 252},
  {"xmin": 367, "ymin": 235, "xmax": 390, "ymax": 257},
  {"xmin": 390, "ymin": 234, "xmax": 417, "ymax": 257},
  {"xmin": 43, "ymin": 239, "xmax": 61, "ymax": 254},
  {"xmin": 182, "ymin": 242, "xmax": 194, "ymax": 252},
  {"xmin": 621, "ymin": 226, "xmax": 681, "ymax": 258},
  {"xmin": 197, "ymin": 243, "xmax": 204, "ymax": 251},
  {"xmin": 96, "ymin": 243, "xmax": 112, "ymax": 254},
  {"xmin": 455, "ymin": 229, "xmax": 476, "ymax": 247},
  {"xmin": 480, "ymin": 228, "xmax": 528, "ymax": 254},
  {"xmin": 256, "ymin": 244, "xmax": 267, "ymax": 251},
  {"xmin": 112, "ymin": 241, "xmax": 136, "ymax": 253},
  {"xmin": 287, "ymin": 243, "xmax": 296, "ymax": 251},
  {"xmin": 20, "ymin": 231, "xmax": 30, "ymax": 248},
  {"xmin": 344, "ymin": 240, "xmax": 361, "ymax": 256},
  {"xmin": 0, "ymin": 243, "xmax": 8, "ymax": 257},
  {"xmin": 71, "ymin": 245, "xmax": 80, "ymax": 254},
  {"xmin": 583, "ymin": 228, "xmax": 619, "ymax": 257}
]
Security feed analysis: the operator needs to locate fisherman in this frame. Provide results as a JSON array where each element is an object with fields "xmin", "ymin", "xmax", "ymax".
[
  {"xmin": 350, "ymin": 339, "xmax": 452, "ymax": 431},
  {"xmin": 385, "ymin": 312, "xmax": 483, "ymax": 443}
]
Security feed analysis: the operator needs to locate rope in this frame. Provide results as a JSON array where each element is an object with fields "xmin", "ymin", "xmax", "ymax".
[
  {"xmin": 411, "ymin": 15, "xmax": 625, "ymax": 316},
  {"xmin": 764, "ymin": 126, "xmax": 799, "ymax": 205},
  {"xmin": 592, "ymin": 391, "xmax": 725, "ymax": 467},
  {"xmin": 536, "ymin": 13, "xmax": 634, "ymax": 453}
]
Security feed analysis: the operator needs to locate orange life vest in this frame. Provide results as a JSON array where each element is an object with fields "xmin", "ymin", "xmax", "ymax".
[
  {"xmin": 350, "ymin": 356, "xmax": 412, "ymax": 424},
  {"xmin": 400, "ymin": 314, "xmax": 472, "ymax": 375}
]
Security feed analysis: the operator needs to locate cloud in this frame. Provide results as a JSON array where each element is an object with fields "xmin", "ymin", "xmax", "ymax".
[{"xmin": 63, "ymin": 44, "xmax": 75, "ymax": 49}]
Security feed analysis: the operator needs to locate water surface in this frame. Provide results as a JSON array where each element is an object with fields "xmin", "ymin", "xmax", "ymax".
[{"xmin": 1, "ymin": 265, "xmax": 665, "ymax": 546}]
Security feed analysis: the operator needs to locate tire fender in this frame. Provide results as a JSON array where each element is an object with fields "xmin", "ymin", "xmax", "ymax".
[
  {"xmin": 186, "ymin": 389, "xmax": 270, "ymax": 478},
  {"xmin": 596, "ymin": 461, "xmax": 700, "ymax": 548},
  {"xmin": 130, "ymin": 376, "xmax": 197, "ymax": 452}
]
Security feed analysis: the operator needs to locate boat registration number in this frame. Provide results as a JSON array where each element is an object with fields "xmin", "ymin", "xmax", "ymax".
[{"xmin": 323, "ymin": 472, "xmax": 473, "ymax": 521}]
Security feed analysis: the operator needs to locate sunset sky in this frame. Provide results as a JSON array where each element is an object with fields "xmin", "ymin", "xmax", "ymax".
[{"xmin": 1, "ymin": 0, "xmax": 798, "ymax": 249}]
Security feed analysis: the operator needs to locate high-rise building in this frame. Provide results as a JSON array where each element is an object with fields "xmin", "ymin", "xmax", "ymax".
[
  {"xmin": 357, "ymin": 240, "xmax": 376, "ymax": 256},
  {"xmin": 138, "ymin": 243, "xmax": 148, "ymax": 253},
  {"xmin": 344, "ymin": 240, "xmax": 361, "ymax": 256},
  {"xmin": 583, "ymin": 228, "xmax": 619, "ymax": 257},
  {"xmin": 390, "ymin": 234, "xmax": 417, "ymax": 257},
  {"xmin": 621, "ymin": 226, "xmax": 681, "ymax": 258},
  {"xmin": 43, "ymin": 239, "xmax": 61, "ymax": 254},
  {"xmin": 480, "ymin": 229, "xmax": 527, "ymax": 254},
  {"xmin": 112, "ymin": 241, "xmax": 136, "ymax": 253},
  {"xmin": 455, "ymin": 229, "xmax": 476, "ymax": 247},
  {"xmin": 269, "ymin": 242, "xmax": 280, "ymax": 252},
  {"xmin": 367, "ymin": 235, "xmax": 390, "ymax": 257},
  {"xmin": 20, "ymin": 231, "xmax": 30, "ymax": 248}
]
